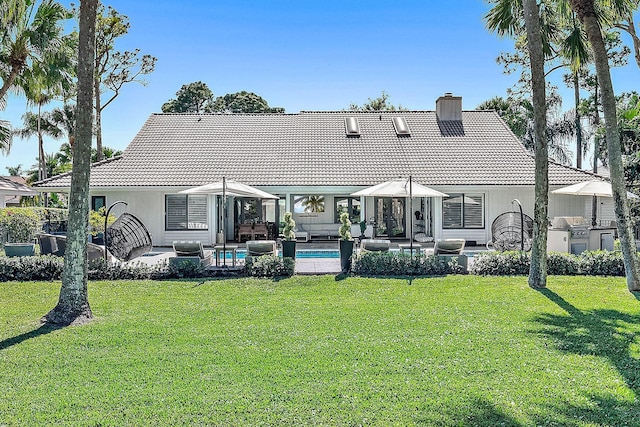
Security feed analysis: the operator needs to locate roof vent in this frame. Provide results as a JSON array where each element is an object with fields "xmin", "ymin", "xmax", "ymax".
[
  {"xmin": 345, "ymin": 117, "xmax": 360, "ymax": 136},
  {"xmin": 436, "ymin": 93, "xmax": 462, "ymax": 121},
  {"xmin": 392, "ymin": 117, "xmax": 411, "ymax": 136}
]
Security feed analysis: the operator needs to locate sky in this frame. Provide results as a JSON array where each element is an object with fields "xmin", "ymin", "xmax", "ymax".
[{"xmin": 2, "ymin": 0, "xmax": 639, "ymax": 173}]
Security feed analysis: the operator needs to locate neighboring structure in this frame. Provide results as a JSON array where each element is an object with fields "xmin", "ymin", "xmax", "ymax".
[
  {"xmin": 0, "ymin": 176, "xmax": 37, "ymax": 207},
  {"xmin": 35, "ymin": 94, "xmax": 605, "ymax": 246}
]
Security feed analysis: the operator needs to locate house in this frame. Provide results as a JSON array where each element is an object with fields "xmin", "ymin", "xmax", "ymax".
[
  {"xmin": 0, "ymin": 176, "xmax": 37, "ymax": 207},
  {"xmin": 35, "ymin": 93, "xmax": 605, "ymax": 247}
]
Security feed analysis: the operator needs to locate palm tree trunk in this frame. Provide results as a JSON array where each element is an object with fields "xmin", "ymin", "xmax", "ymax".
[
  {"xmin": 94, "ymin": 77, "xmax": 103, "ymax": 162},
  {"xmin": 44, "ymin": 0, "xmax": 98, "ymax": 325},
  {"xmin": 574, "ymin": 72, "xmax": 583, "ymax": 169},
  {"xmin": 572, "ymin": 0, "xmax": 640, "ymax": 292},
  {"xmin": 523, "ymin": 0, "xmax": 549, "ymax": 288},
  {"xmin": 0, "ymin": 66, "xmax": 20, "ymax": 101}
]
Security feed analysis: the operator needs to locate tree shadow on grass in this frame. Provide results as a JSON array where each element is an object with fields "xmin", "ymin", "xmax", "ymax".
[
  {"xmin": 0, "ymin": 323, "xmax": 63, "ymax": 352},
  {"xmin": 415, "ymin": 397, "xmax": 522, "ymax": 426},
  {"xmin": 533, "ymin": 288, "xmax": 640, "ymax": 425}
]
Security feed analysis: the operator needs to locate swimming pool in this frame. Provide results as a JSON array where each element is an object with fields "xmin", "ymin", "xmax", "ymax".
[{"xmin": 220, "ymin": 249, "xmax": 341, "ymax": 259}]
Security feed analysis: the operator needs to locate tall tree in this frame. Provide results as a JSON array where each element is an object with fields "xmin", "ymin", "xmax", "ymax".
[
  {"xmin": 161, "ymin": 81, "xmax": 215, "ymax": 113},
  {"xmin": 0, "ymin": 0, "xmax": 71, "ymax": 100},
  {"xmin": 348, "ymin": 91, "xmax": 406, "ymax": 111},
  {"xmin": 14, "ymin": 109, "xmax": 63, "ymax": 181},
  {"xmin": 93, "ymin": 3, "xmax": 156, "ymax": 161},
  {"xmin": 44, "ymin": 0, "xmax": 98, "ymax": 325},
  {"xmin": 212, "ymin": 91, "xmax": 284, "ymax": 113},
  {"xmin": 569, "ymin": 0, "xmax": 640, "ymax": 291},
  {"xmin": 50, "ymin": 103, "xmax": 76, "ymax": 149},
  {"xmin": 521, "ymin": 0, "xmax": 550, "ymax": 288},
  {"xmin": 6, "ymin": 164, "xmax": 22, "ymax": 176}
]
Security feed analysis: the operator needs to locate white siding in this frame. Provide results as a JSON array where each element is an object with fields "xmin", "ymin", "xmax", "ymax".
[{"xmin": 95, "ymin": 186, "xmax": 593, "ymax": 247}]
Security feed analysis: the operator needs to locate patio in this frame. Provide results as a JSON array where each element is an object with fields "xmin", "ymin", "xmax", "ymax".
[{"xmin": 128, "ymin": 240, "xmax": 488, "ymax": 275}]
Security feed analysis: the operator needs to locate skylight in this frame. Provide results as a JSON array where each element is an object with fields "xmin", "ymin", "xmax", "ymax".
[
  {"xmin": 345, "ymin": 117, "xmax": 360, "ymax": 136},
  {"xmin": 392, "ymin": 117, "xmax": 411, "ymax": 136}
]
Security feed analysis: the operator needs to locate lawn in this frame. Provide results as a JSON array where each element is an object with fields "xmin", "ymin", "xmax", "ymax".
[{"xmin": 1, "ymin": 276, "xmax": 639, "ymax": 426}]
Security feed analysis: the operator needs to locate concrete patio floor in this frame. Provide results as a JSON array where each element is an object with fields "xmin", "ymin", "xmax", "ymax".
[{"xmin": 129, "ymin": 240, "xmax": 486, "ymax": 275}]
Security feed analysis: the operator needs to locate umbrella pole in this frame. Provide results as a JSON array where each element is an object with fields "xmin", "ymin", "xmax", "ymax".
[
  {"xmin": 223, "ymin": 176, "xmax": 227, "ymax": 267},
  {"xmin": 409, "ymin": 176, "xmax": 413, "ymax": 255}
]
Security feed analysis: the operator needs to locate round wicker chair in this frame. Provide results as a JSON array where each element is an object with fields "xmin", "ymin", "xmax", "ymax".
[
  {"xmin": 488, "ymin": 211, "xmax": 534, "ymax": 251},
  {"xmin": 105, "ymin": 213, "xmax": 152, "ymax": 262}
]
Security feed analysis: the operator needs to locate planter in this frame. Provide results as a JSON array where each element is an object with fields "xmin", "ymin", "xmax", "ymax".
[
  {"xmin": 282, "ymin": 240, "xmax": 297, "ymax": 259},
  {"xmin": 4, "ymin": 243, "xmax": 36, "ymax": 257},
  {"xmin": 339, "ymin": 239, "xmax": 354, "ymax": 273}
]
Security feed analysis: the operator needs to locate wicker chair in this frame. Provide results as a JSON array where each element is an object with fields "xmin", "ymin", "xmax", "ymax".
[{"xmin": 105, "ymin": 213, "xmax": 153, "ymax": 262}]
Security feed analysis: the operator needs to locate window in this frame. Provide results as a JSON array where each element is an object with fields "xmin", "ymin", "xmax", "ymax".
[
  {"xmin": 91, "ymin": 196, "xmax": 105, "ymax": 212},
  {"xmin": 442, "ymin": 194, "xmax": 484, "ymax": 229},
  {"xmin": 165, "ymin": 195, "xmax": 208, "ymax": 230},
  {"xmin": 335, "ymin": 197, "xmax": 361, "ymax": 223}
]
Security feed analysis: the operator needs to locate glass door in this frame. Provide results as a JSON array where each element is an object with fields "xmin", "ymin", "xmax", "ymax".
[{"xmin": 375, "ymin": 197, "xmax": 405, "ymax": 238}]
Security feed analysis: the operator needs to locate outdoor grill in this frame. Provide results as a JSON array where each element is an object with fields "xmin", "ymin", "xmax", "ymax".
[{"xmin": 548, "ymin": 216, "xmax": 590, "ymax": 255}]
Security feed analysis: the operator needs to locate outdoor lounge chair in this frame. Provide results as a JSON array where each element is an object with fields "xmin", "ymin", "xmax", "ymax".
[
  {"xmin": 245, "ymin": 240, "xmax": 278, "ymax": 257},
  {"xmin": 433, "ymin": 239, "xmax": 466, "ymax": 255},
  {"xmin": 431, "ymin": 239, "xmax": 468, "ymax": 273},
  {"xmin": 360, "ymin": 239, "xmax": 391, "ymax": 252},
  {"xmin": 169, "ymin": 241, "xmax": 213, "ymax": 268}
]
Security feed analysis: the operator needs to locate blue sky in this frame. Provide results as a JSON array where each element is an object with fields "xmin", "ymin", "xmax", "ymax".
[{"xmin": 2, "ymin": 0, "xmax": 639, "ymax": 173}]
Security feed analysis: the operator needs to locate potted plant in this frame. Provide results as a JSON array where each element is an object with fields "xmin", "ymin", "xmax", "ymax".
[
  {"xmin": 0, "ymin": 208, "xmax": 39, "ymax": 256},
  {"xmin": 359, "ymin": 220, "xmax": 367, "ymax": 239},
  {"xmin": 338, "ymin": 212, "xmax": 354, "ymax": 273},
  {"xmin": 281, "ymin": 211, "xmax": 297, "ymax": 259}
]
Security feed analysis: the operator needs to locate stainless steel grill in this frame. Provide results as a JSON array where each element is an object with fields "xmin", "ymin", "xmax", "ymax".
[{"xmin": 548, "ymin": 217, "xmax": 589, "ymax": 255}]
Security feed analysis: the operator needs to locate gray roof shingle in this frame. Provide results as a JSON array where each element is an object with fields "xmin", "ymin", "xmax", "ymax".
[{"xmin": 36, "ymin": 110, "xmax": 599, "ymax": 189}]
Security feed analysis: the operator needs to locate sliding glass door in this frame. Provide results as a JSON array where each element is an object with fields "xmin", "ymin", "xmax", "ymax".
[{"xmin": 374, "ymin": 197, "xmax": 405, "ymax": 238}]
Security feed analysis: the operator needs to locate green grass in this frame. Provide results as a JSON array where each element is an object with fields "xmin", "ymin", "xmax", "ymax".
[{"xmin": 1, "ymin": 276, "xmax": 639, "ymax": 426}]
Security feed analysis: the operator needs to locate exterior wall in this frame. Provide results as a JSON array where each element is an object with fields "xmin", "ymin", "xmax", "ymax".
[{"xmin": 94, "ymin": 185, "xmax": 590, "ymax": 247}]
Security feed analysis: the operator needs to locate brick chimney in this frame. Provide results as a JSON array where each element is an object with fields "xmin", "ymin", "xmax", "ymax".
[{"xmin": 436, "ymin": 93, "xmax": 462, "ymax": 121}]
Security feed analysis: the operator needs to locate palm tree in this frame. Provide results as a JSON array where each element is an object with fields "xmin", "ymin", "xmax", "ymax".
[
  {"xmin": 568, "ymin": 0, "xmax": 640, "ymax": 291},
  {"xmin": 50, "ymin": 103, "xmax": 77, "ymax": 149},
  {"xmin": 14, "ymin": 109, "xmax": 63, "ymax": 181},
  {"xmin": 0, "ymin": 119, "xmax": 11, "ymax": 153},
  {"xmin": 0, "ymin": 0, "xmax": 71, "ymax": 101},
  {"xmin": 44, "ymin": 0, "xmax": 98, "ymax": 326},
  {"xmin": 519, "ymin": 0, "xmax": 550, "ymax": 288}
]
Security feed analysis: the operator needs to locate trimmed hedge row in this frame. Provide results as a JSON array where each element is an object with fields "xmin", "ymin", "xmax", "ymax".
[
  {"xmin": 351, "ymin": 252, "xmax": 465, "ymax": 276},
  {"xmin": 0, "ymin": 253, "xmax": 296, "ymax": 281},
  {"xmin": 0, "ymin": 250, "xmax": 629, "ymax": 281},
  {"xmin": 470, "ymin": 250, "xmax": 626, "ymax": 276}
]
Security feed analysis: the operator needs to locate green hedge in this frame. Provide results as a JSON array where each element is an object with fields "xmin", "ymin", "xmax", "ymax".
[
  {"xmin": 470, "ymin": 250, "xmax": 627, "ymax": 276},
  {"xmin": 244, "ymin": 255, "xmax": 295, "ymax": 278},
  {"xmin": 351, "ymin": 252, "xmax": 465, "ymax": 276}
]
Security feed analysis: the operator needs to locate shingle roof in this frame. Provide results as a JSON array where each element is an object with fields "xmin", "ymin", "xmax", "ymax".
[{"xmin": 36, "ymin": 110, "xmax": 599, "ymax": 189}]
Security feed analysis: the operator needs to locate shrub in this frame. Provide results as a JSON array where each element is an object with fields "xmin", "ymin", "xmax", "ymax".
[
  {"xmin": 578, "ymin": 250, "xmax": 625, "ymax": 277},
  {"xmin": 0, "ymin": 255, "xmax": 64, "ymax": 281},
  {"xmin": 547, "ymin": 252, "xmax": 580, "ymax": 275},
  {"xmin": 88, "ymin": 258, "xmax": 159, "ymax": 280},
  {"xmin": 470, "ymin": 250, "xmax": 627, "ymax": 277},
  {"xmin": 0, "ymin": 208, "xmax": 41, "ymax": 245},
  {"xmin": 470, "ymin": 251, "xmax": 530, "ymax": 276},
  {"xmin": 245, "ymin": 255, "xmax": 294, "ymax": 277},
  {"xmin": 164, "ymin": 259, "xmax": 207, "ymax": 279},
  {"xmin": 351, "ymin": 252, "xmax": 461, "ymax": 276}
]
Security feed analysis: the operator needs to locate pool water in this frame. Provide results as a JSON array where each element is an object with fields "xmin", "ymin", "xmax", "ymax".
[{"xmin": 222, "ymin": 249, "xmax": 341, "ymax": 259}]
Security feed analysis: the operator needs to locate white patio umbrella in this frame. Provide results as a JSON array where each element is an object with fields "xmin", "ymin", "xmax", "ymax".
[
  {"xmin": 179, "ymin": 178, "xmax": 278, "ymax": 266},
  {"xmin": 551, "ymin": 179, "xmax": 638, "ymax": 198},
  {"xmin": 552, "ymin": 179, "xmax": 638, "ymax": 226},
  {"xmin": 351, "ymin": 177, "xmax": 448, "ymax": 253}
]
